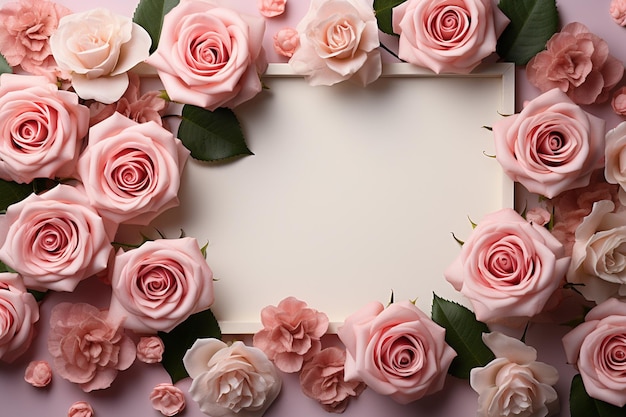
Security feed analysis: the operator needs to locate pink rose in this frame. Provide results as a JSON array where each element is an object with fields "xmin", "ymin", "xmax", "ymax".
[
  {"xmin": 392, "ymin": 0, "xmax": 509, "ymax": 74},
  {"xmin": 258, "ymin": 0, "xmax": 286, "ymax": 17},
  {"xmin": 470, "ymin": 332, "xmax": 559, "ymax": 417},
  {"xmin": 137, "ymin": 336, "xmax": 165, "ymax": 364},
  {"xmin": 67, "ymin": 401, "xmax": 94, "ymax": 417},
  {"xmin": 605, "ymin": 122, "xmax": 626, "ymax": 204},
  {"xmin": 76, "ymin": 113, "xmax": 189, "ymax": 225},
  {"xmin": 611, "ymin": 0, "xmax": 626, "ymax": 25},
  {"xmin": 273, "ymin": 27, "xmax": 299, "ymax": 58},
  {"xmin": 493, "ymin": 88, "xmax": 605, "ymax": 199},
  {"xmin": 289, "ymin": 0, "xmax": 381, "ymax": 86},
  {"xmin": 299, "ymin": 347, "xmax": 366, "ymax": 413},
  {"xmin": 444, "ymin": 208, "xmax": 570, "ymax": 323},
  {"xmin": 0, "ymin": 73, "xmax": 89, "ymax": 184},
  {"xmin": 24, "ymin": 360, "xmax": 52, "ymax": 387},
  {"xmin": 108, "ymin": 237, "xmax": 214, "ymax": 334},
  {"xmin": 253, "ymin": 296, "xmax": 329, "ymax": 373},
  {"xmin": 526, "ymin": 22, "xmax": 624, "ymax": 105},
  {"xmin": 562, "ymin": 298, "xmax": 626, "ymax": 407},
  {"xmin": 150, "ymin": 383, "xmax": 186, "ymax": 416},
  {"xmin": 47, "ymin": 302, "xmax": 136, "ymax": 392},
  {"xmin": 146, "ymin": 0, "xmax": 267, "ymax": 111},
  {"xmin": 337, "ymin": 300, "xmax": 456, "ymax": 404},
  {"xmin": 611, "ymin": 86, "xmax": 626, "ymax": 116},
  {"xmin": 0, "ymin": 272, "xmax": 39, "ymax": 363},
  {"xmin": 526, "ymin": 207, "xmax": 551, "ymax": 227},
  {"xmin": 0, "ymin": 184, "xmax": 115, "ymax": 292}
]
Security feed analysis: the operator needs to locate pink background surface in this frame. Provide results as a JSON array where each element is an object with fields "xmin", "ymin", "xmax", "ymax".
[{"xmin": 0, "ymin": 1, "xmax": 624, "ymax": 416}]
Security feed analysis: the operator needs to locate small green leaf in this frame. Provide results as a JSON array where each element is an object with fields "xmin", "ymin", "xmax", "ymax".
[
  {"xmin": 431, "ymin": 294, "xmax": 494, "ymax": 379},
  {"xmin": 0, "ymin": 179, "xmax": 33, "ymax": 211},
  {"xmin": 570, "ymin": 374, "xmax": 626, "ymax": 417},
  {"xmin": 27, "ymin": 289, "xmax": 47, "ymax": 302},
  {"xmin": 159, "ymin": 309, "xmax": 221, "ymax": 383},
  {"xmin": 0, "ymin": 260, "xmax": 10, "ymax": 273},
  {"xmin": 0, "ymin": 53, "xmax": 12, "ymax": 75},
  {"xmin": 496, "ymin": 0, "xmax": 559, "ymax": 65},
  {"xmin": 178, "ymin": 105, "xmax": 253, "ymax": 162},
  {"xmin": 133, "ymin": 0, "xmax": 180, "ymax": 53},
  {"xmin": 374, "ymin": 0, "xmax": 406, "ymax": 35}
]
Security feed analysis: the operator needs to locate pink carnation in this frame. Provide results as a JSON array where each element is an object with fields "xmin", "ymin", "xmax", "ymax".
[
  {"xmin": 67, "ymin": 401, "xmax": 93, "ymax": 417},
  {"xmin": 150, "ymin": 383, "xmax": 186, "ymax": 416},
  {"xmin": 137, "ymin": 336, "xmax": 165, "ymax": 364},
  {"xmin": 610, "ymin": 0, "xmax": 626, "ymax": 26},
  {"xmin": 273, "ymin": 27, "xmax": 299, "ymax": 58},
  {"xmin": 612, "ymin": 86, "xmax": 626, "ymax": 116},
  {"xmin": 24, "ymin": 360, "xmax": 52, "ymax": 387},
  {"xmin": 259, "ymin": 0, "xmax": 286, "ymax": 18}
]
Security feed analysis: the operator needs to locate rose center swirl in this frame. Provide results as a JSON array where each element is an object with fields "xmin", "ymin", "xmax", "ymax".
[
  {"xmin": 188, "ymin": 32, "xmax": 229, "ymax": 75},
  {"xmin": 30, "ymin": 218, "xmax": 79, "ymax": 264},
  {"xmin": 604, "ymin": 335, "xmax": 626, "ymax": 373},
  {"xmin": 379, "ymin": 334, "xmax": 424, "ymax": 377},
  {"xmin": 427, "ymin": 5, "xmax": 470, "ymax": 46},
  {"xmin": 10, "ymin": 106, "xmax": 52, "ymax": 152},
  {"xmin": 481, "ymin": 235, "xmax": 534, "ymax": 285},
  {"xmin": 133, "ymin": 261, "xmax": 187, "ymax": 308},
  {"xmin": 109, "ymin": 148, "xmax": 155, "ymax": 197}
]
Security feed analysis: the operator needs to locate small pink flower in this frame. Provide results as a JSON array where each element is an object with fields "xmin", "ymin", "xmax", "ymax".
[
  {"xmin": 150, "ymin": 383, "xmax": 186, "ymax": 416},
  {"xmin": 258, "ymin": 0, "xmax": 286, "ymax": 17},
  {"xmin": 273, "ymin": 27, "xmax": 299, "ymax": 58},
  {"xmin": 24, "ymin": 360, "xmax": 52, "ymax": 387},
  {"xmin": 67, "ymin": 401, "xmax": 93, "ymax": 417},
  {"xmin": 610, "ymin": 0, "xmax": 626, "ymax": 26},
  {"xmin": 612, "ymin": 86, "xmax": 626, "ymax": 116},
  {"xmin": 137, "ymin": 336, "xmax": 165, "ymax": 364},
  {"xmin": 253, "ymin": 296, "xmax": 329, "ymax": 373},
  {"xmin": 526, "ymin": 207, "xmax": 551, "ymax": 226}
]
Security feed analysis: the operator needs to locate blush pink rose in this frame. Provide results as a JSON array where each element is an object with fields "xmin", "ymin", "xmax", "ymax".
[
  {"xmin": 47, "ymin": 302, "xmax": 136, "ymax": 392},
  {"xmin": 289, "ymin": 0, "xmax": 381, "ymax": 86},
  {"xmin": 108, "ymin": 237, "xmax": 214, "ymax": 334},
  {"xmin": 24, "ymin": 360, "xmax": 52, "ymax": 387},
  {"xmin": 258, "ymin": 0, "xmax": 286, "ymax": 17},
  {"xmin": 150, "ymin": 383, "xmax": 186, "ymax": 416},
  {"xmin": 146, "ymin": 0, "xmax": 267, "ymax": 111},
  {"xmin": 605, "ymin": 122, "xmax": 626, "ymax": 204},
  {"xmin": 444, "ymin": 208, "xmax": 570, "ymax": 323},
  {"xmin": 67, "ymin": 401, "xmax": 94, "ymax": 417},
  {"xmin": 337, "ymin": 300, "xmax": 456, "ymax": 404},
  {"xmin": 0, "ymin": 184, "xmax": 115, "ymax": 292},
  {"xmin": 563, "ymin": 298, "xmax": 626, "ymax": 407},
  {"xmin": 0, "ymin": 73, "xmax": 89, "ymax": 184},
  {"xmin": 253, "ymin": 296, "xmax": 329, "ymax": 373},
  {"xmin": 611, "ymin": 0, "xmax": 626, "ymax": 25},
  {"xmin": 0, "ymin": 272, "xmax": 39, "ymax": 363},
  {"xmin": 611, "ymin": 86, "xmax": 626, "ymax": 116},
  {"xmin": 137, "ymin": 336, "xmax": 165, "ymax": 364},
  {"xmin": 273, "ymin": 27, "xmax": 299, "ymax": 58},
  {"xmin": 527, "ymin": 22, "xmax": 624, "ymax": 105},
  {"xmin": 392, "ymin": 0, "xmax": 509, "ymax": 74},
  {"xmin": 493, "ymin": 88, "xmax": 606, "ymax": 199},
  {"xmin": 75, "ymin": 112, "xmax": 189, "ymax": 226}
]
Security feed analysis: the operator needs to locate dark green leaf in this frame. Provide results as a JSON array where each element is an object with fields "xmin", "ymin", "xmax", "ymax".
[
  {"xmin": 159, "ymin": 309, "xmax": 221, "ymax": 383},
  {"xmin": 496, "ymin": 0, "xmax": 559, "ymax": 65},
  {"xmin": 0, "ymin": 260, "xmax": 10, "ymax": 273},
  {"xmin": 27, "ymin": 289, "xmax": 47, "ymax": 302},
  {"xmin": 178, "ymin": 105, "xmax": 253, "ymax": 162},
  {"xmin": 374, "ymin": 0, "xmax": 406, "ymax": 35},
  {"xmin": 133, "ymin": 0, "xmax": 179, "ymax": 54},
  {"xmin": 431, "ymin": 294, "xmax": 494, "ymax": 379},
  {"xmin": 0, "ymin": 179, "xmax": 33, "ymax": 211},
  {"xmin": 570, "ymin": 374, "xmax": 626, "ymax": 417},
  {"xmin": 0, "ymin": 53, "xmax": 12, "ymax": 75}
]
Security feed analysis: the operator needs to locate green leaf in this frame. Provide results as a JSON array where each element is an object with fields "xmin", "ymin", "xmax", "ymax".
[
  {"xmin": 0, "ymin": 53, "xmax": 12, "ymax": 75},
  {"xmin": 133, "ymin": 0, "xmax": 180, "ymax": 54},
  {"xmin": 496, "ymin": 0, "xmax": 559, "ymax": 65},
  {"xmin": 0, "ymin": 179, "xmax": 33, "ymax": 212},
  {"xmin": 178, "ymin": 105, "xmax": 253, "ymax": 162},
  {"xmin": 159, "ymin": 309, "xmax": 221, "ymax": 383},
  {"xmin": 374, "ymin": 0, "xmax": 406, "ymax": 35},
  {"xmin": 27, "ymin": 289, "xmax": 47, "ymax": 302},
  {"xmin": 431, "ymin": 294, "xmax": 494, "ymax": 379},
  {"xmin": 0, "ymin": 260, "xmax": 10, "ymax": 273},
  {"xmin": 570, "ymin": 374, "xmax": 626, "ymax": 417}
]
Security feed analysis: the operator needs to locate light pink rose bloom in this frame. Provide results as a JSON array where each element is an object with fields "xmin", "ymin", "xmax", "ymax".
[
  {"xmin": 108, "ymin": 237, "xmax": 214, "ymax": 334},
  {"xmin": 252, "ymin": 296, "xmax": 329, "ymax": 373},
  {"xmin": 273, "ymin": 27, "xmax": 299, "ymax": 58},
  {"xmin": 183, "ymin": 338, "xmax": 282, "ymax": 417},
  {"xmin": 337, "ymin": 300, "xmax": 456, "ymax": 404},
  {"xmin": 0, "ymin": 184, "xmax": 115, "ymax": 292},
  {"xmin": 0, "ymin": 73, "xmax": 89, "ymax": 184},
  {"xmin": 258, "ymin": 0, "xmax": 286, "ymax": 17},
  {"xmin": 392, "ymin": 0, "xmax": 509, "ymax": 74},
  {"xmin": 24, "ymin": 360, "xmax": 52, "ymax": 387},
  {"xmin": 611, "ymin": 0, "xmax": 626, "ymax": 25},
  {"xmin": 493, "ymin": 88, "xmax": 605, "ymax": 199},
  {"xmin": 526, "ymin": 207, "xmax": 551, "ymax": 227},
  {"xmin": 299, "ymin": 346, "xmax": 366, "ymax": 413},
  {"xmin": 611, "ymin": 86, "xmax": 626, "ymax": 116},
  {"xmin": 137, "ymin": 336, "xmax": 165, "ymax": 364},
  {"xmin": 50, "ymin": 8, "xmax": 151, "ymax": 104},
  {"xmin": 76, "ymin": 113, "xmax": 189, "ymax": 225},
  {"xmin": 563, "ymin": 298, "xmax": 626, "ymax": 407},
  {"xmin": 604, "ymin": 122, "xmax": 626, "ymax": 205},
  {"xmin": 67, "ymin": 401, "xmax": 94, "ymax": 417},
  {"xmin": 146, "ymin": 0, "xmax": 267, "ymax": 111},
  {"xmin": 289, "ymin": 0, "xmax": 381, "ymax": 86},
  {"xmin": 0, "ymin": 272, "xmax": 39, "ymax": 363},
  {"xmin": 48, "ymin": 302, "xmax": 136, "ymax": 392},
  {"xmin": 527, "ymin": 23, "xmax": 624, "ymax": 105},
  {"xmin": 444, "ymin": 208, "xmax": 570, "ymax": 323},
  {"xmin": 470, "ymin": 332, "xmax": 559, "ymax": 417},
  {"xmin": 150, "ymin": 383, "xmax": 186, "ymax": 416}
]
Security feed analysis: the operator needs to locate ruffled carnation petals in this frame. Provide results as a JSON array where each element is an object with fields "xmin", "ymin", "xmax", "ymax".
[
  {"xmin": 273, "ymin": 27, "xmax": 300, "ymax": 58},
  {"xmin": 611, "ymin": 0, "xmax": 626, "ymax": 25},
  {"xmin": 67, "ymin": 401, "xmax": 94, "ymax": 417},
  {"xmin": 137, "ymin": 336, "xmax": 165, "ymax": 364},
  {"xmin": 24, "ymin": 360, "xmax": 53, "ymax": 387},
  {"xmin": 258, "ymin": 0, "xmax": 286, "ymax": 17},
  {"xmin": 150, "ymin": 383, "xmax": 186, "ymax": 416},
  {"xmin": 0, "ymin": 272, "xmax": 39, "ymax": 363}
]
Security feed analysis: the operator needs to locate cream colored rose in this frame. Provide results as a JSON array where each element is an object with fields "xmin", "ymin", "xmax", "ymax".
[{"xmin": 605, "ymin": 122, "xmax": 626, "ymax": 204}]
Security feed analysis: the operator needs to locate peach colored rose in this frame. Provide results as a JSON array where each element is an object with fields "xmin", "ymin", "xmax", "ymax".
[
  {"xmin": 611, "ymin": 0, "xmax": 626, "ymax": 25},
  {"xmin": 563, "ymin": 298, "xmax": 626, "ymax": 407},
  {"xmin": 0, "ymin": 272, "xmax": 39, "ymax": 363},
  {"xmin": 253, "ymin": 296, "xmax": 329, "ymax": 373},
  {"xmin": 299, "ymin": 347, "xmax": 366, "ymax": 413},
  {"xmin": 259, "ymin": 0, "xmax": 286, "ymax": 17},
  {"xmin": 183, "ymin": 338, "xmax": 281, "ymax": 417},
  {"xmin": 527, "ymin": 23, "xmax": 624, "ymax": 105},
  {"xmin": 444, "ymin": 208, "xmax": 570, "ymax": 323},
  {"xmin": 150, "ymin": 383, "xmax": 186, "ymax": 416},
  {"xmin": 137, "ymin": 336, "xmax": 165, "ymax": 364},
  {"xmin": 337, "ymin": 300, "xmax": 456, "ymax": 404},
  {"xmin": 0, "ymin": 73, "xmax": 89, "ymax": 184},
  {"xmin": 146, "ymin": 0, "xmax": 267, "ymax": 111},
  {"xmin": 289, "ymin": 0, "xmax": 381, "ymax": 86},
  {"xmin": 526, "ymin": 207, "xmax": 551, "ymax": 227},
  {"xmin": 0, "ymin": 184, "xmax": 115, "ymax": 292},
  {"xmin": 108, "ymin": 237, "xmax": 214, "ymax": 334},
  {"xmin": 392, "ymin": 0, "xmax": 509, "ymax": 74},
  {"xmin": 50, "ymin": 8, "xmax": 151, "ymax": 104},
  {"xmin": 47, "ymin": 302, "xmax": 136, "ymax": 392},
  {"xmin": 75, "ymin": 113, "xmax": 189, "ymax": 226},
  {"xmin": 24, "ymin": 360, "xmax": 52, "ymax": 387},
  {"xmin": 67, "ymin": 401, "xmax": 94, "ymax": 417},
  {"xmin": 470, "ymin": 332, "xmax": 559, "ymax": 417},
  {"xmin": 273, "ymin": 27, "xmax": 299, "ymax": 58},
  {"xmin": 493, "ymin": 88, "xmax": 605, "ymax": 199}
]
